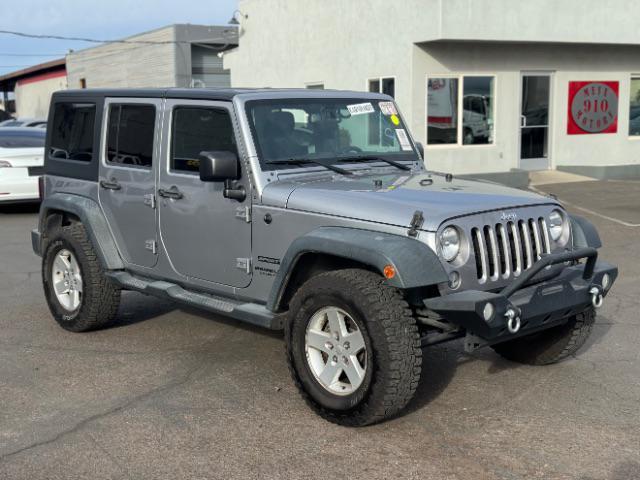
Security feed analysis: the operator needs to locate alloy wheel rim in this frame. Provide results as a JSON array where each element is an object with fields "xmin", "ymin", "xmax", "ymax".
[
  {"xmin": 52, "ymin": 249, "xmax": 83, "ymax": 311},
  {"xmin": 305, "ymin": 306, "xmax": 367, "ymax": 396}
]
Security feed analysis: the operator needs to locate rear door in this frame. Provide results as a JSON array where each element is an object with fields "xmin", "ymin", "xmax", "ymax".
[
  {"xmin": 98, "ymin": 98, "xmax": 161, "ymax": 268},
  {"xmin": 158, "ymin": 99, "xmax": 252, "ymax": 287}
]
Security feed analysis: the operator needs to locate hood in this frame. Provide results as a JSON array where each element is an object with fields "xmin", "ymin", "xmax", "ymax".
[{"xmin": 264, "ymin": 170, "xmax": 558, "ymax": 231}]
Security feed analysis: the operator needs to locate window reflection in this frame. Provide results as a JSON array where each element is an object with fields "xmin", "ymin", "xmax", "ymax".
[
  {"xmin": 462, "ymin": 77, "xmax": 494, "ymax": 145},
  {"xmin": 427, "ymin": 78, "xmax": 458, "ymax": 144},
  {"xmin": 629, "ymin": 78, "xmax": 640, "ymax": 136}
]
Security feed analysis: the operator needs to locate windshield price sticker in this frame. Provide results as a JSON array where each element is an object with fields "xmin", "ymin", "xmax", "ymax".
[
  {"xmin": 395, "ymin": 129, "xmax": 413, "ymax": 151},
  {"xmin": 379, "ymin": 101, "xmax": 397, "ymax": 116},
  {"xmin": 347, "ymin": 102, "xmax": 375, "ymax": 116}
]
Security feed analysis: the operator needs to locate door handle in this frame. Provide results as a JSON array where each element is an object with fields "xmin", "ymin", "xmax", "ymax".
[
  {"xmin": 158, "ymin": 186, "xmax": 184, "ymax": 200},
  {"xmin": 520, "ymin": 115, "xmax": 527, "ymax": 128},
  {"xmin": 100, "ymin": 179, "xmax": 121, "ymax": 191}
]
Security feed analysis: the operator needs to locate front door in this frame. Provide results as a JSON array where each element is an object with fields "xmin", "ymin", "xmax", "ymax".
[
  {"xmin": 520, "ymin": 74, "xmax": 551, "ymax": 170},
  {"xmin": 99, "ymin": 98, "xmax": 160, "ymax": 268},
  {"xmin": 158, "ymin": 100, "xmax": 252, "ymax": 288}
]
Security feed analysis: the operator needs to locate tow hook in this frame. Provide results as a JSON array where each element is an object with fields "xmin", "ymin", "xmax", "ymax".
[
  {"xmin": 589, "ymin": 286, "xmax": 604, "ymax": 309},
  {"xmin": 504, "ymin": 307, "xmax": 521, "ymax": 334}
]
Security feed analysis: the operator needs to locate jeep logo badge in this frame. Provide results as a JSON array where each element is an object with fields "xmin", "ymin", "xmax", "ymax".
[{"xmin": 500, "ymin": 211, "xmax": 518, "ymax": 222}]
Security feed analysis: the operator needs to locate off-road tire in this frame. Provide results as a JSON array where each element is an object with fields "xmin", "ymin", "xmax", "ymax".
[
  {"xmin": 285, "ymin": 269, "xmax": 422, "ymax": 426},
  {"xmin": 491, "ymin": 307, "xmax": 596, "ymax": 365},
  {"xmin": 42, "ymin": 222, "xmax": 121, "ymax": 332}
]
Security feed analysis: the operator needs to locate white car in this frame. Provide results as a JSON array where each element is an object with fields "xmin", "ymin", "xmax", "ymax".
[
  {"xmin": 0, "ymin": 118, "xmax": 47, "ymax": 128},
  {"xmin": 0, "ymin": 127, "xmax": 46, "ymax": 203}
]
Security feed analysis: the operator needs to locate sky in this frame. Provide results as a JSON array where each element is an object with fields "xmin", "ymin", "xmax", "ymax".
[{"xmin": 0, "ymin": 0, "xmax": 238, "ymax": 76}]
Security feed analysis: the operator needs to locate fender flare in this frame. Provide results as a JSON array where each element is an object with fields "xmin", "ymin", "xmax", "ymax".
[
  {"xmin": 37, "ymin": 193, "xmax": 124, "ymax": 270},
  {"xmin": 266, "ymin": 226, "xmax": 448, "ymax": 312},
  {"xmin": 569, "ymin": 214, "xmax": 602, "ymax": 249}
]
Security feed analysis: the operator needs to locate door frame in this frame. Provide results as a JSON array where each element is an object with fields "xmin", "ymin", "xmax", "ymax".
[
  {"xmin": 98, "ymin": 96, "xmax": 164, "ymax": 269},
  {"xmin": 157, "ymin": 98, "xmax": 253, "ymax": 288},
  {"xmin": 518, "ymin": 71, "xmax": 554, "ymax": 170}
]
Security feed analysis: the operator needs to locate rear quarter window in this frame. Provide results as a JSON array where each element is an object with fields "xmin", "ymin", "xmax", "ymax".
[{"xmin": 49, "ymin": 103, "xmax": 96, "ymax": 162}]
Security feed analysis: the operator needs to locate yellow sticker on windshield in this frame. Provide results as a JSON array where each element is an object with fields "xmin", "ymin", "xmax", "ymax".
[{"xmin": 390, "ymin": 114, "xmax": 400, "ymax": 126}]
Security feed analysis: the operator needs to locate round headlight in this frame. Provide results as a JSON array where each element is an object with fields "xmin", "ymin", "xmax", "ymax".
[
  {"xmin": 439, "ymin": 226, "xmax": 461, "ymax": 262},
  {"xmin": 548, "ymin": 210, "xmax": 565, "ymax": 241}
]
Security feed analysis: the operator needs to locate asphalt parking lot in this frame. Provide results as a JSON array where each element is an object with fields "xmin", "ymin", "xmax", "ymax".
[{"xmin": 0, "ymin": 180, "xmax": 639, "ymax": 480}]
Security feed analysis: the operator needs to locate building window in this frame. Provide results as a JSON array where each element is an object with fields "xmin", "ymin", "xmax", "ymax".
[
  {"xmin": 369, "ymin": 77, "xmax": 395, "ymax": 98},
  {"xmin": 171, "ymin": 107, "xmax": 237, "ymax": 174},
  {"xmin": 106, "ymin": 104, "xmax": 156, "ymax": 168},
  {"xmin": 49, "ymin": 102, "xmax": 96, "ymax": 162},
  {"xmin": 427, "ymin": 75, "xmax": 495, "ymax": 146},
  {"xmin": 79, "ymin": 78, "xmax": 87, "ymax": 89},
  {"xmin": 306, "ymin": 83, "xmax": 324, "ymax": 89},
  {"xmin": 630, "ymin": 77, "xmax": 640, "ymax": 136}
]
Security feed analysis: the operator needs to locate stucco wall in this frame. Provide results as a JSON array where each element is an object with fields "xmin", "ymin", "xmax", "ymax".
[
  {"xmin": 224, "ymin": 0, "xmax": 437, "ymax": 114},
  {"xmin": 15, "ymin": 73, "xmax": 67, "ymax": 118},
  {"xmin": 435, "ymin": 0, "xmax": 640, "ymax": 45}
]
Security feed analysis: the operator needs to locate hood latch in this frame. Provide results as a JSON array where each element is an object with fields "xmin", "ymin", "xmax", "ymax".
[{"xmin": 407, "ymin": 210, "xmax": 424, "ymax": 237}]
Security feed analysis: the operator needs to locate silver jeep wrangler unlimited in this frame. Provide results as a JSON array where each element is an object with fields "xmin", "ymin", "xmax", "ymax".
[{"xmin": 33, "ymin": 88, "xmax": 617, "ymax": 426}]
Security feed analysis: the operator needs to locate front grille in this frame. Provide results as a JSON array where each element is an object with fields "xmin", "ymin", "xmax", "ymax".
[{"xmin": 471, "ymin": 217, "xmax": 551, "ymax": 284}]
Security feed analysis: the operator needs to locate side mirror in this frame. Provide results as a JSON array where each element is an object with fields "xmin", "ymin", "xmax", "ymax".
[
  {"xmin": 198, "ymin": 151, "xmax": 239, "ymax": 182},
  {"xmin": 416, "ymin": 142, "xmax": 425, "ymax": 160}
]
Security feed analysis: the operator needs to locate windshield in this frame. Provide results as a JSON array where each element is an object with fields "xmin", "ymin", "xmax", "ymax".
[
  {"xmin": 0, "ymin": 129, "xmax": 46, "ymax": 148},
  {"xmin": 246, "ymin": 98, "xmax": 417, "ymax": 170}
]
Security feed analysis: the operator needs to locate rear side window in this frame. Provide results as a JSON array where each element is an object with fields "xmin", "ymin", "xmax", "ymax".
[
  {"xmin": 0, "ymin": 130, "xmax": 45, "ymax": 148},
  {"xmin": 49, "ymin": 103, "xmax": 96, "ymax": 162},
  {"xmin": 106, "ymin": 104, "xmax": 155, "ymax": 168},
  {"xmin": 171, "ymin": 107, "xmax": 236, "ymax": 173}
]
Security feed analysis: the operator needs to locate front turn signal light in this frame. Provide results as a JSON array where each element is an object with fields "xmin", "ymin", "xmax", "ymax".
[{"xmin": 383, "ymin": 265, "xmax": 396, "ymax": 279}]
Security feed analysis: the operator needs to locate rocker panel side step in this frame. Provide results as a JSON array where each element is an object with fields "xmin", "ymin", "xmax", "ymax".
[{"xmin": 106, "ymin": 271, "xmax": 278, "ymax": 330}]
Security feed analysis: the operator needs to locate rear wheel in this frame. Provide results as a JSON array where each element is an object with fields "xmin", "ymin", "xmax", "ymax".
[
  {"xmin": 42, "ymin": 222, "xmax": 121, "ymax": 332},
  {"xmin": 285, "ymin": 269, "xmax": 422, "ymax": 426},
  {"xmin": 491, "ymin": 308, "xmax": 596, "ymax": 365}
]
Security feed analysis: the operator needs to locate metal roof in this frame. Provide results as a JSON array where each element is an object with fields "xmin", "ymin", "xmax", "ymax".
[{"xmin": 0, "ymin": 58, "xmax": 66, "ymax": 89}]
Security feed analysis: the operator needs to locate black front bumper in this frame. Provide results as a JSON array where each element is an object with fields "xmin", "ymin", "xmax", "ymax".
[{"xmin": 424, "ymin": 248, "xmax": 618, "ymax": 342}]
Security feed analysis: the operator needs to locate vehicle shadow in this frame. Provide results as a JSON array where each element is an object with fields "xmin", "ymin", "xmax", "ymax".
[
  {"xmin": 404, "ymin": 341, "xmax": 471, "ymax": 414},
  {"xmin": 109, "ymin": 291, "xmax": 283, "ymax": 341},
  {"xmin": 405, "ymin": 310, "xmax": 613, "ymax": 414},
  {"xmin": 109, "ymin": 291, "xmax": 178, "ymax": 328},
  {"xmin": 579, "ymin": 460, "xmax": 640, "ymax": 480},
  {"xmin": 0, "ymin": 203, "xmax": 40, "ymax": 215}
]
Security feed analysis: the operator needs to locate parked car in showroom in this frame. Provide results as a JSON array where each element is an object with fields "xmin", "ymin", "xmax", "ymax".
[
  {"xmin": 0, "ymin": 127, "xmax": 45, "ymax": 203},
  {"xmin": 33, "ymin": 88, "xmax": 616, "ymax": 426}
]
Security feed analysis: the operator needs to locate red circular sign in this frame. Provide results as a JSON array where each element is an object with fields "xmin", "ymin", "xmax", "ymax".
[{"xmin": 567, "ymin": 81, "xmax": 619, "ymax": 135}]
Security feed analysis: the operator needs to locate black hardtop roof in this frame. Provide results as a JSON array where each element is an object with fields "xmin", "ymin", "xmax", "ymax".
[{"xmin": 52, "ymin": 87, "xmax": 391, "ymax": 102}]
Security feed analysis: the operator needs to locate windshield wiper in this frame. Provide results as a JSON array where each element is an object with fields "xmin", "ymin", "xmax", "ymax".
[
  {"xmin": 266, "ymin": 158, "xmax": 353, "ymax": 175},
  {"xmin": 337, "ymin": 155, "xmax": 412, "ymax": 171}
]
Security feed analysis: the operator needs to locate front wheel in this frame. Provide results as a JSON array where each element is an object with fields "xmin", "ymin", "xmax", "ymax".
[
  {"xmin": 491, "ymin": 308, "xmax": 596, "ymax": 365},
  {"xmin": 285, "ymin": 269, "xmax": 422, "ymax": 426}
]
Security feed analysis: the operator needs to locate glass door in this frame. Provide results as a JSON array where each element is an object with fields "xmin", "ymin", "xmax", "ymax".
[{"xmin": 520, "ymin": 74, "xmax": 551, "ymax": 170}]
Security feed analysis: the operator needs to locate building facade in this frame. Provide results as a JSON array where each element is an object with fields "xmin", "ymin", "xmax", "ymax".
[
  {"xmin": 67, "ymin": 24, "xmax": 238, "ymax": 90},
  {"xmin": 224, "ymin": 0, "xmax": 640, "ymax": 179},
  {"xmin": 0, "ymin": 59, "xmax": 67, "ymax": 118}
]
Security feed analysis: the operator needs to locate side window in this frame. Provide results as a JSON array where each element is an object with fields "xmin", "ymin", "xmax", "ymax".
[
  {"xmin": 171, "ymin": 107, "xmax": 237, "ymax": 174},
  {"xmin": 49, "ymin": 102, "xmax": 96, "ymax": 162},
  {"xmin": 106, "ymin": 104, "xmax": 155, "ymax": 167}
]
